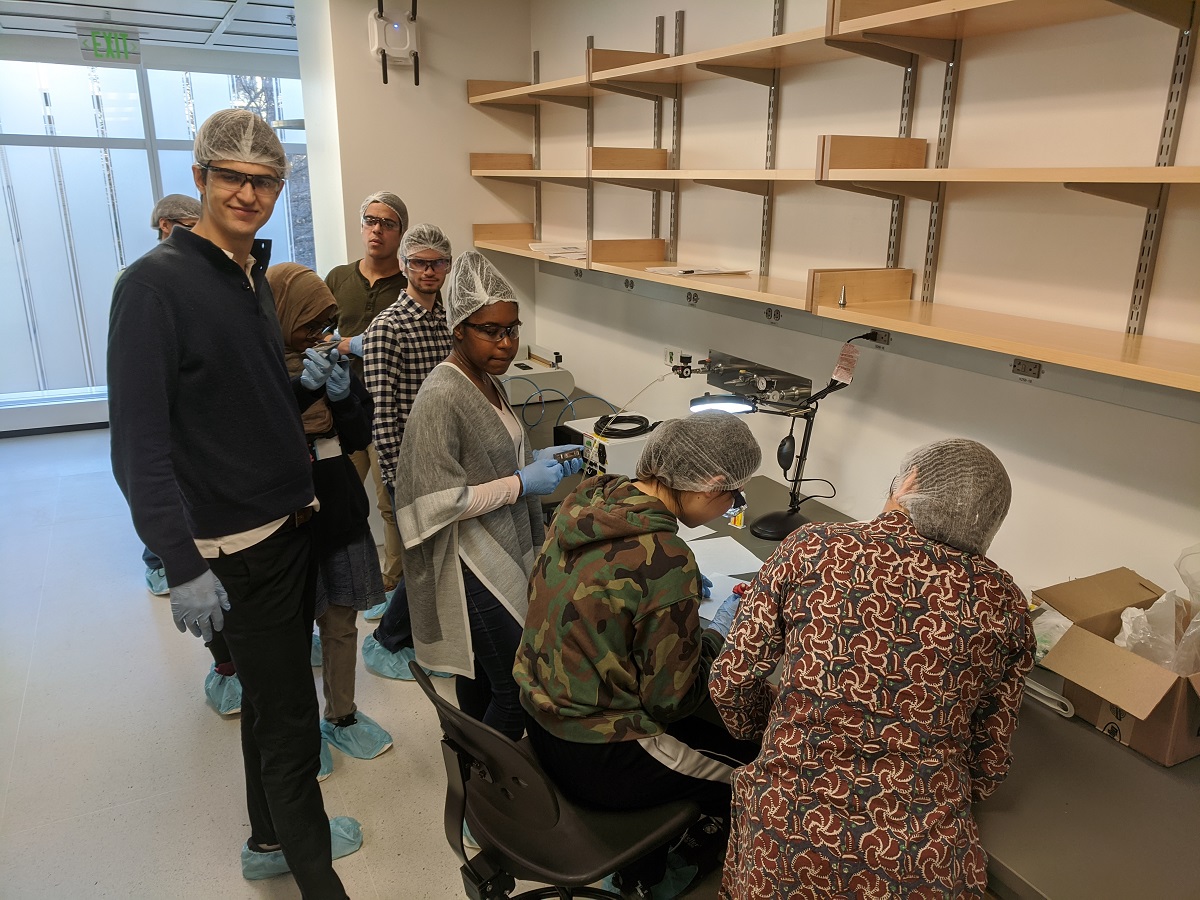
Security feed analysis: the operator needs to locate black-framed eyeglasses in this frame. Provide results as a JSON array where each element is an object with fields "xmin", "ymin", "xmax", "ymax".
[
  {"xmin": 463, "ymin": 322, "xmax": 520, "ymax": 343},
  {"xmin": 362, "ymin": 214, "xmax": 401, "ymax": 232},
  {"xmin": 201, "ymin": 164, "xmax": 285, "ymax": 196},
  {"xmin": 404, "ymin": 256, "xmax": 451, "ymax": 274}
]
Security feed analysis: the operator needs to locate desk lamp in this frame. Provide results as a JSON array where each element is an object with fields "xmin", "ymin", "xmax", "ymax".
[{"xmin": 687, "ymin": 337, "xmax": 874, "ymax": 540}]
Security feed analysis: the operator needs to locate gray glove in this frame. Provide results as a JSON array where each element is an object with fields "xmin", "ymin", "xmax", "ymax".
[
  {"xmin": 170, "ymin": 569, "xmax": 230, "ymax": 643},
  {"xmin": 326, "ymin": 356, "xmax": 352, "ymax": 402},
  {"xmin": 709, "ymin": 592, "xmax": 740, "ymax": 639},
  {"xmin": 300, "ymin": 347, "xmax": 333, "ymax": 391}
]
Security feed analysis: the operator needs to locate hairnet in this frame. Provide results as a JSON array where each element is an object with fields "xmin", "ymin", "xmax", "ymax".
[
  {"xmin": 446, "ymin": 250, "xmax": 516, "ymax": 329},
  {"xmin": 889, "ymin": 438, "xmax": 1012, "ymax": 557},
  {"xmin": 360, "ymin": 191, "xmax": 408, "ymax": 232},
  {"xmin": 401, "ymin": 223, "xmax": 451, "ymax": 260},
  {"xmin": 636, "ymin": 411, "xmax": 761, "ymax": 493},
  {"xmin": 193, "ymin": 108, "xmax": 289, "ymax": 179},
  {"xmin": 150, "ymin": 194, "xmax": 200, "ymax": 228}
]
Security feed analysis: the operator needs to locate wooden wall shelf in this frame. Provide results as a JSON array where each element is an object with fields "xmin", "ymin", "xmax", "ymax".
[
  {"xmin": 828, "ymin": 0, "xmax": 1177, "ymax": 42},
  {"xmin": 814, "ymin": 295, "xmax": 1200, "ymax": 392},
  {"xmin": 467, "ymin": 77, "xmax": 594, "ymax": 109}
]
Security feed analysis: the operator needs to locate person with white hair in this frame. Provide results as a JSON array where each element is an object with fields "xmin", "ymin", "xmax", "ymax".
[
  {"xmin": 514, "ymin": 410, "xmax": 765, "ymax": 900},
  {"xmin": 109, "ymin": 108, "xmax": 357, "ymax": 895},
  {"xmin": 392, "ymin": 250, "xmax": 583, "ymax": 739},
  {"xmin": 325, "ymin": 191, "xmax": 410, "ymax": 593},
  {"xmin": 709, "ymin": 438, "xmax": 1035, "ymax": 900}
]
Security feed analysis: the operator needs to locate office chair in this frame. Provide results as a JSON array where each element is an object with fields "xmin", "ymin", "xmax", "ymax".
[{"xmin": 408, "ymin": 661, "xmax": 701, "ymax": 899}]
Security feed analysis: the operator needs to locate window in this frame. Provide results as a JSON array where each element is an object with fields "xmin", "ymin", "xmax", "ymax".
[{"xmin": 0, "ymin": 60, "xmax": 312, "ymax": 402}]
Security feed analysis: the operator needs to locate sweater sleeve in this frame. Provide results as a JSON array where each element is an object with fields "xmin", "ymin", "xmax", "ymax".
[
  {"xmin": 328, "ymin": 375, "xmax": 374, "ymax": 453},
  {"xmin": 107, "ymin": 273, "xmax": 209, "ymax": 587}
]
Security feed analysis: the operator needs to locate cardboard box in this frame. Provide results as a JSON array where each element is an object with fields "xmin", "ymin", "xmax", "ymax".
[{"xmin": 1037, "ymin": 567, "xmax": 1200, "ymax": 766}]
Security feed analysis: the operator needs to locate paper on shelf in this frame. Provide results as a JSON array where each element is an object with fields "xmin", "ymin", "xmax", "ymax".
[
  {"xmin": 687, "ymin": 536, "xmax": 765, "ymax": 578},
  {"xmin": 529, "ymin": 242, "xmax": 587, "ymax": 260},
  {"xmin": 677, "ymin": 523, "xmax": 715, "ymax": 541},
  {"xmin": 645, "ymin": 266, "xmax": 753, "ymax": 276}
]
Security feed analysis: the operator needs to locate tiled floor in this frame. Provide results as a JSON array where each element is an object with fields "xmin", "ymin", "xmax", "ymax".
[{"xmin": 0, "ymin": 429, "xmax": 720, "ymax": 899}]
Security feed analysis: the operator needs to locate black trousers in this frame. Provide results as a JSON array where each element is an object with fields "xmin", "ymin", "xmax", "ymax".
[{"xmin": 208, "ymin": 521, "xmax": 347, "ymax": 900}]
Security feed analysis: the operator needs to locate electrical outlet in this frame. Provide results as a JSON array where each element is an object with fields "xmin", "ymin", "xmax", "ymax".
[{"xmin": 663, "ymin": 347, "xmax": 679, "ymax": 366}]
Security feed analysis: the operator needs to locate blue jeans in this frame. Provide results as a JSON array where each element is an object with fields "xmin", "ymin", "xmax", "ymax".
[
  {"xmin": 456, "ymin": 564, "xmax": 525, "ymax": 741},
  {"xmin": 142, "ymin": 546, "xmax": 163, "ymax": 570},
  {"xmin": 374, "ymin": 577, "xmax": 414, "ymax": 651}
]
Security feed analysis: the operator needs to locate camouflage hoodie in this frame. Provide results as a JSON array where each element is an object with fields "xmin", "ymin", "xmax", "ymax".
[{"xmin": 514, "ymin": 474, "xmax": 724, "ymax": 743}]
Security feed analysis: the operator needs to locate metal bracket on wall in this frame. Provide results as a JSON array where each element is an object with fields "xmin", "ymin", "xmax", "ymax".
[
  {"xmin": 888, "ymin": 58, "xmax": 918, "ymax": 267},
  {"xmin": 920, "ymin": 38, "xmax": 962, "ymax": 304},
  {"xmin": 668, "ymin": 9, "xmax": 684, "ymax": 263},
  {"xmin": 1111, "ymin": 0, "xmax": 1194, "ymax": 29},
  {"xmin": 586, "ymin": 36, "xmax": 595, "ymax": 244},
  {"xmin": 532, "ymin": 50, "xmax": 542, "ymax": 241},
  {"xmin": 759, "ymin": 0, "xmax": 784, "ymax": 278},
  {"xmin": 652, "ymin": 15, "xmax": 665, "ymax": 239},
  {"xmin": 1120, "ymin": 12, "xmax": 1195, "ymax": 334}
]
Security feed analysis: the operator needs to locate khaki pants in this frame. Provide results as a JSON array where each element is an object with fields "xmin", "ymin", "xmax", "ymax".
[
  {"xmin": 316, "ymin": 604, "xmax": 359, "ymax": 721},
  {"xmin": 350, "ymin": 443, "xmax": 403, "ymax": 587}
]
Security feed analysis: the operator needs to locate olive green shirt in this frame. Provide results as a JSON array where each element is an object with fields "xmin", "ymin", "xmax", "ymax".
[{"xmin": 324, "ymin": 261, "xmax": 407, "ymax": 338}]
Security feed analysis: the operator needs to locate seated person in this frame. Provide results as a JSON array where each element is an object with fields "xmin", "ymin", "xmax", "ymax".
[
  {"xmin": 514, "ymin": 411, "xmax": 763, "ymax": 899},
  {"xmin": 709, "ymin": 438, "xmax": 1035, "ymax": 900}
]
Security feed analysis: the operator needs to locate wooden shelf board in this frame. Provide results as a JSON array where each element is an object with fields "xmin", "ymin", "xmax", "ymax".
[
  {"xmin": 591, "ymin": 27, "xmax": 847, "ymax": 85},
  {"xmin": 833, "ymin": 0, "xmax": 1129, "ymax": 41},
  {"xmin": 473, "ymin": 238, "xmax": 587, "ymax": 266},
  {"xmin": 816, "ymin": 300, "xmax": 1200, "ymax": 391},
  {"xmin": 470, "ymin": 169, "xmax": 589, "ymax": 187},
  {"xmin": 826, "ymin": 166, "xmax": 1200, "ymax": 183},
  {"xmin": 469, "ymin": 75, "xmax": 593, "ymax": 105},
  {"xmin": 589, "ymin": 260, "xmax": 813, "ymax": 311},
  {"xmin": 592, "ymin": 169, "xmax": 818, "ymax": 188}
]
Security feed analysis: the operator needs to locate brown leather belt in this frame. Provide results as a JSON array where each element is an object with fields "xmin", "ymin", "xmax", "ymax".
[{"xmin": 280, "ymin": 506, "xmax": 314, "ymax": 531}]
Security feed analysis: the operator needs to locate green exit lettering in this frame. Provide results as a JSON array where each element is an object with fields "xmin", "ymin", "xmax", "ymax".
[{"xmin": 92, "ymin": 30, "xmax": 131, "ymax": 59}]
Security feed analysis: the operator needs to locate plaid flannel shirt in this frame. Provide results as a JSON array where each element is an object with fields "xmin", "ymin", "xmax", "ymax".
[{"xmin": 362, "ymin": 291, "xmax": 452, "ymax": 487}]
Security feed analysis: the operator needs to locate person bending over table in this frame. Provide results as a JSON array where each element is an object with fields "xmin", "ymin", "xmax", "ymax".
[
  {"xmin": 514, "ymin": 411, "xmax": 764, "ymax": 900},
  {"xmin": 392, "ymin": 250, "xmax": 583, "ymax": 740},
  {"xmin": 709, "ymin": 438, "xmax": 1035, "ymax": 900}
]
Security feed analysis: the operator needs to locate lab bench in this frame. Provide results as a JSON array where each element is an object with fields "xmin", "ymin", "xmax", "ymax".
[{"xmin": 525, "ymin": 394, "xmax": 1189, "ymax": 899}]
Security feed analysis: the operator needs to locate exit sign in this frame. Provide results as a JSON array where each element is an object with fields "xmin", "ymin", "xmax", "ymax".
[{"xmin": 76, "ymin": 24, "xmax": 141, "ymax": 65}]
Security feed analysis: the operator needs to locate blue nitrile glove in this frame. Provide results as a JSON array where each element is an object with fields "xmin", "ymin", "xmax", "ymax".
[
  {"xmin": 346, "ymin": 334, "xmax": 364, "ymax": 357},
  {"xmin": 534, "ymin": 444, "xmax": 586, "ymax": 476},
  {"xmin": 518, "ymin": 459, "xmax": 566, "ymax": 496},
  {"xmin": 326, "ymin": 357, "xmax": 352, "ymax": 401},
  {"xmin": 709, "ymin": 592, "xmax": 740, "ymax": 639},
  {"xmin": 170, "ymin": 569, "xmax": 231, "ymax": 643},
  {"xmin": 700, "ymin": 575, "xmax": 713, "ymax": 599},
  {"xmin": 301, "ymin": 347, "xmax": 334, "ymax": 390}
]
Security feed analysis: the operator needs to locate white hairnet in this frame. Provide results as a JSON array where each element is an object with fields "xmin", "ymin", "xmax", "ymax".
[
  {"xmin": 890, "ymin": 438, "xmax": 1012, "ymax": 557},
  {"xmin": 636, "ymin": 411, "xmax": 761, "ymax": 493},
  {"xmin": 360, "ymin": 191, "xmax": 408, "ymax": 232},
  {"xmin": 193, "ymin": 108, "xmax": 289, "ymax": 179},
  {"xmin": 401, "ymin": 223, "xmax": 451, "ymax": 260},
  {"xmin": 446, "ymin": 250, "xmax": 516, "ymax": 329},
  {"xmin": 150, "ymin": 194, "xmax": 200, "ymax": 228}
]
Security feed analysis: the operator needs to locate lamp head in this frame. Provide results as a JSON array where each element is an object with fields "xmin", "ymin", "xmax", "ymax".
[{"xmin": 690, "ymin": 392, "xmax": 757, "ymax": 414}]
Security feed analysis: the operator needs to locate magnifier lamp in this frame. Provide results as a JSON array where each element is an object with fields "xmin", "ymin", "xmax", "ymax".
[{"xmin": 688, "ymin": 337, "xmax": 874, "ymax": 540}]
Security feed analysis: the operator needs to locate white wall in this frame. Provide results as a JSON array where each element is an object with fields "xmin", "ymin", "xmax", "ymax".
[
  {"xmin": 294, "ymin": 0, "xmax": 534, "ymax": 280},
  {"xmin": 521, "ymin": 1, "xmax": 1200, "ymax": 595}
]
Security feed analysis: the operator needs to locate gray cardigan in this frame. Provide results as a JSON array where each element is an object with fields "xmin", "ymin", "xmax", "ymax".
[{"xmin": 394, "ymin": 363, "xmax": 545, "ymax": 676}]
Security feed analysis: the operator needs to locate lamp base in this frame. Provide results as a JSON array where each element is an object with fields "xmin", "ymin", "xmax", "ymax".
[{"xmin": 749, "ymin": 508, "xmax": 811, "ymax": 541}]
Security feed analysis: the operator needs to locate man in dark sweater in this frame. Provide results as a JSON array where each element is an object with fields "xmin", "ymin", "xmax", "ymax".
[{"xmin": 108, "ymin": 109, "xmax": 353, "ymax": 898}]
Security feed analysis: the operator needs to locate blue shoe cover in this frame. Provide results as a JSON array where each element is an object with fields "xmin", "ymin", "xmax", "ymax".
[
  {"xmin": 204, "ymin": 665, "xmax": 242, "ymax": 716},
  {"xmin": 321, "ymin": 711, "xmax": 393, "ymax": 759},
  {"xmin": 362, "ymin": 633, "xmax": 453, "ymax": 680},
  {"xmin": 362, "ymin": 598, "xmax": 390, "ymax": 621},
  {"xmin": 318, "ymin": 740, "xmax": 333, "ymax": 781},
  {"xmin": 145, "ymin": 566, "xmax": 169, "ymax": 596},
  {"xmin": 240, "ymin": 816, "xmax": 363, "ymax": 880},
  {"xmin": 462, "ymin": 821, "xmax": 480, "ymax": 851},
  {"xmin": 311, "ymin": 633, "xmax": 323, "ymax": 667}
]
